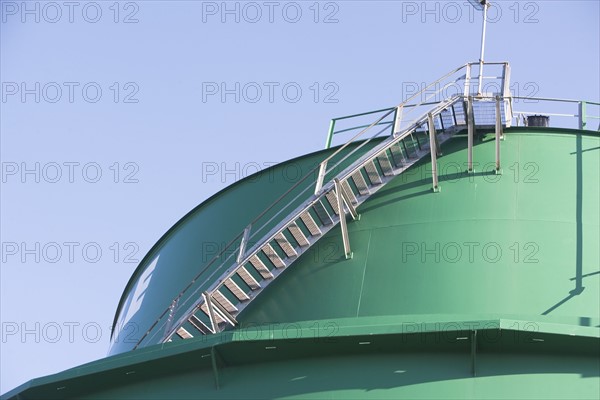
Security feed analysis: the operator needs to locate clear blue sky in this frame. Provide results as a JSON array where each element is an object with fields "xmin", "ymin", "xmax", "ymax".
[{"xmin": 1, "ymin": 0, "xmax": 598, "ymax": 394}]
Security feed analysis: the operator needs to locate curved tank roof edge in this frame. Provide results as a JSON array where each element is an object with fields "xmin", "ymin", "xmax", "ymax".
[{"xmin": 109, "ymin": 140, "xmax": 374, "ymax": 339}]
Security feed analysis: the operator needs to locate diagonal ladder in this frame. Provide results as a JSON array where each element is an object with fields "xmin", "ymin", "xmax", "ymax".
[{"xmin": 165, "ymin": 95, "xmax": 466, "ymax": 343}]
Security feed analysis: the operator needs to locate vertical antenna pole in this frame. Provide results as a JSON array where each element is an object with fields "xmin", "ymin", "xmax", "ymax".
[{"xmin": 477, "ymin": 1, "xmax": 488, "ymax": 95}]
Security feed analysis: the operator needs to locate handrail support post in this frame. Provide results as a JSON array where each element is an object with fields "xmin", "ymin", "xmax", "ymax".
[
  {"xmin": 428, "ymin": 113, "xmax": 440, "ymax": 192},
  {"xmin": 204, "ymin": 292, "xmax": 219, "ymax": 333},
  {"xmin": 464, "ymin": 63, "xmax": 472, "ymax": 97},
  {"xmin": 495, "ymin": 95, "xmax": 503, "ymax": 174},
  {"xmin": 335, "ymin": 178, "xmax": 358, "ymax": 220},
  {"xmin": 393, "ymin": 105, "xmax": 403, "ymax": 136},
  {"xmin": 579, "ymin": 101, "xmax": 587, "ymax": 130},
  {"xmin": 325, "ymin": 119, "xmax": 336, "ymax": 149},
  {"xmin": 237, "ymin": 225, "xmax": 251, "ymax": 263},
  {"xmin": 334, "ymin": 181, "xmax": 353, "ymax": 259},
  {"xmin": 314, "ymin": 161, "xmax": 327, "ymax": 195},
  {"xmin": 467, "ymin": 96, "xmax": 475, "ymax": 173}
]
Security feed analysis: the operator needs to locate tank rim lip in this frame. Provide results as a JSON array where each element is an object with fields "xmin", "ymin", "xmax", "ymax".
[
  {"xmin": 7, "ymin": 313, "xmax": 599, "ymax": 400},
  {"xmin": 109, "ymin": 139, "xmax": 382, "ymax": 341}
]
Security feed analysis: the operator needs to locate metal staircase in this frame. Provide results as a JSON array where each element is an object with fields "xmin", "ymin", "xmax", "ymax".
[{"xmin": 133, "ymin": 62, "xmax": 514, "ymax": 348}]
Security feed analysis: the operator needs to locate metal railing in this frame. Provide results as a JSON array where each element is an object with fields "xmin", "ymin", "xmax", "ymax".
[
  {"xmin": 123, "ymin": 60, "xmax": 600, "ymax": 350},
  {"xmin": 324, "ymin": 62, "xmax": 512, "ymax": 148},
  {"xmin": 512, "ymin": 97, "xmax": 600, "ymax": 130},
  {"xmin": 314, "ymin": 62, "xmax": 511, "ymax": 194}
]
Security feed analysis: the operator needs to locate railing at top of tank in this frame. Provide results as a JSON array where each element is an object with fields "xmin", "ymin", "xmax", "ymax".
[
  {"xmin": 511, "ymin": 97, "xmax": 600, "ymax": 131},
  {"xmin": 314, "ymin": 62, "xmax": 511, "ymax": 194},
  {"xmin": 323, "ymin": 62, "xmax": 512, "ymax": 148},
  {"xmin": 130, "ymin": 61, "xmax": 512, "ymax": 350}
]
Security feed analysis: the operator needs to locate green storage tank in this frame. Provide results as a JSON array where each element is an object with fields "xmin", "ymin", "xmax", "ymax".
[{"xmin": 2, "ymin": 62, "xmax": 599, "ymax": 400}]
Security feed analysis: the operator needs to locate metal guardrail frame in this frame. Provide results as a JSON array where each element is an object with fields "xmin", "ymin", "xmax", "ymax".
[{"xmin": 511, "ymin": 97, "xmax": 600, "ymax": 130}]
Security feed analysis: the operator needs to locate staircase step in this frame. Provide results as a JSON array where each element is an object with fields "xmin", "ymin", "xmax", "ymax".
[
  {"xmin": 275, "ymin": 232, "xmax": 298, "ymax": 258},
  {"xmin": 389, "ymin": 142, "xmax": 406, "ymax": 167},
  {"xmin": 176, "ymin": 326, "xmax": 193, "ymax": 339},
  {"xmin": 213, "ymin": 290, "xmax": 238, "ymax": 314},
  {"xmin": 189, "ymin": 314, "xmax": 212, "ymax": 335},
  {"xmin": 351, "ymin": 170, "xmax": 370, "ymax": 196},
  {"xmin": 364, "ymin": 161, "xmax": 382, "ymax": 185},
  {"xmin": 248, "ymin": 255, "xmax": 273, "ymax": 279},
  {"xmin": 313, "ymin": 201, "xmax": 333, "ymax": 225},
  {"xmin": 200, "ymin": 303, "xmax": 226, "ymax": 325},
  {"xmin": 237, "ymin": 266, "xmax": 261, "ymax": 289},
  {"xmin": 325, "ymin": 190, "xmax": 340, "ymax": 215},
  {"xmin": 288, "ymin": 222, "xmax": 309, "ymax": 247},
  {"xmin": 262, "ymin": 243, "xmax": 285, "ymax": 269},
  {"xmin": 224, "ymin": 278, "xmax": 250, "ymax": 301},
  {"xmin": 341, "ymin": 179, "xmax": 358, "ymax": 205},
  {"xmin": 377, "ymin": 151, "xmax": 394, "ymax": 176},
  {"xmin": 300, "ymin": 211, "xmax": 322, "ymax": 237}
]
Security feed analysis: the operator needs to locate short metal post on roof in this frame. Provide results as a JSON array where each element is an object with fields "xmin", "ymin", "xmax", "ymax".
[
  {"xmin": 428, "ymin": 113, "xmax": 440, "ymax": 192},
  {"xmin": 334, "ymin": 181, "xmax": 353, "ymax": 259},
  {"xmin": 502, "ymin": 63, "xmax": 513, "ymax": 126},
  {"xmin": 495, "ymin": 95, "xmax": 503, "ymax": 174},
  {"xmin": 467, "ymin": 95, "xmax": 475, "ymax": 173},
  {"xmin": 579, "ymin": 101, "xmax": 587, "ymax": 130}
]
